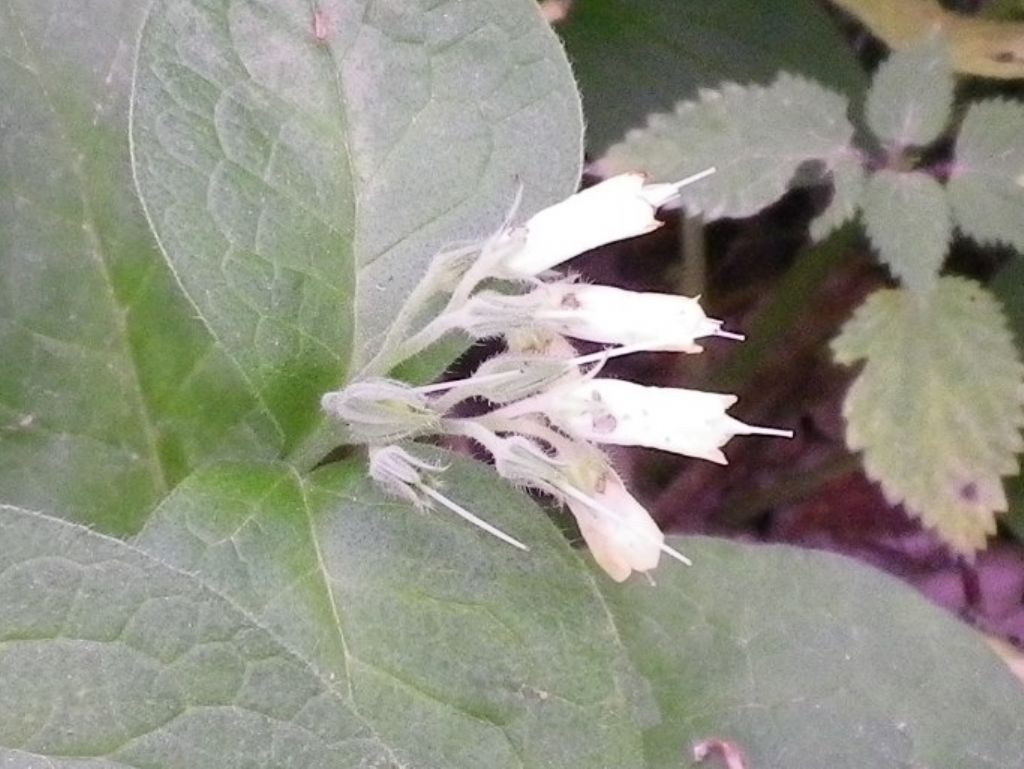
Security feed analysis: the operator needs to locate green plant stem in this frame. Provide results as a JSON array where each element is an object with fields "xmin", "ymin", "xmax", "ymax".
[{"xmin": 710, "ymin": 226, "xmax": 856, "ymax": 392}]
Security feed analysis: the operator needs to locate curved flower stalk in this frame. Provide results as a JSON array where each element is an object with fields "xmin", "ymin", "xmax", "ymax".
[{"xmin": 322, "ymin": 171, "xmax": 792, "ymax": 582}]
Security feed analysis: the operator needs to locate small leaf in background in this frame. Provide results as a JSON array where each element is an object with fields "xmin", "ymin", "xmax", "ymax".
[
  {"xmin": 602, "ymin": 74, "xmax": 854, "ymax": 219},
  {"xmin": 864, "ymin": 33, "xmax": 954, "ymax": 149},
  {"xmin": 131, "ymin": 0, "xmax": 584, "ymax": 450},
  {"xmin": 0, "ymin": 0, "xmax": 279, "ymax": 534},
  {"xmin": 832, "ymin": 277, "xmax": 1024, "ymax": 554},
  {"xmin": 809, "ymin": 151, "xmax": 867, "ymax": 241},
  {"xmin": 0, "ymin": 504, "xmax": 394, "ymax": 768},
  {"xmin": 600, "ymin": 536, "xmax": 1024, "ymax": 769},
  {"xmin": 133, "ymin": 453, "xmax": 646, "ymax": 769},
  {"xmin": 860, "ymin": 169, "xmax": 952, "ymax": 292},
  {"xmin": 557, "ymin": 0, "xmax": 866, "ymax": 155},
  {"xmin": 948, "ymin": 99, "xmax": 1024, "ymax": 253}
]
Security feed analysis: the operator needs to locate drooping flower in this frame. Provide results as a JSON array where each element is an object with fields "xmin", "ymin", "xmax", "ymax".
[
  {"xmin": 497, "ymin": 170, "xmax": 714, "ymax": 278},
  {"xmin": 500, "ymin": 377, "xmax": 792, "ymax": 464}
]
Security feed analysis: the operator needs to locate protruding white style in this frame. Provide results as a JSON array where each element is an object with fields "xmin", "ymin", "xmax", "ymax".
[{"xmin": 368, "ymin": 446, "xmax": 529, "ymax": 551}]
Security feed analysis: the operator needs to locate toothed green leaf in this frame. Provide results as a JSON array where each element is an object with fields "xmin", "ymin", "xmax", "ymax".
[
  {"xmin": 948, "ymin": 99, "xmax": 1024, "ymax": 253},
  {"xmin": 810, "ymin": 151, "xmax": 866, "ymax": 241},
  {"xmin": 602, "ymin": 73, "xmax": 853, "ymax": 219},
  {"xmin": 861, "ymin": 170, "xmax": 952, "ymax": 292},
  {"xmin": 832, "ymin": 277, "xmax": 1024, "ymax": 554},
  {"xmin": 865, "ymin": 34, "xmax": 954, "ymax": 148}
]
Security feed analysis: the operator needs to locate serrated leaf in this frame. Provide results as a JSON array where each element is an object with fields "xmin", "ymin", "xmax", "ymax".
[
  {"xmin": 0, "ymin": 0, "xmax": 280, "ymax": 534},
  {"xmin": 602, "ymin": 74, "xmax": 854, "ymax": 219},
  {"xmin": 865, "ymin": 33, "xmax": 954, "ymax": 148},
  {"xmin": 556, "ymin": 0, "xmax": 866, "ymax": 155},
  {"xmin": 861, "ymin": 169, "xmax": 952, "ymax": 292},
  {"xmin": 810, "ymin": 151, "xmax": 867, "ymax": 241},
  {"xmin": 133, "ymin": 453, "xmax": 646, "ymax": 769},
  {"xmin": 131, "ymin": 0, "xmax": 583, "ymax": 450},
  {"xmin": 832, "ymin": 277, "xmax": 1024, "ymax": 554},
  {"xmin": 948, "ymin": 99, "xmax": 1024, "ymax": 253},
  {"xmin": 0, "ymin": 504, "xmax": 394, "ymax": 768},
  {"xmin": 599, "ymin": 535, "xmax": 1024, "ymax": 769}
]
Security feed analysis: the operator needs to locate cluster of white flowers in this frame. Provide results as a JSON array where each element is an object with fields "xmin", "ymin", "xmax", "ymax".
[{"xmin": 322, "ymin": 171, "xmax": 791, "ymax": 582}]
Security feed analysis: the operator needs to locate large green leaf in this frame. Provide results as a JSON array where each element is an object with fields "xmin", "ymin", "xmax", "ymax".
[
  {"xmin": 0, "ymin": 503, "xmax": 395, "ymax": 767},
  {"xmin": 832, "ymin": 277, "xmax": 1024, "ymax": 554},
  {"xmin": 600, "ymin": 536, "xmax": 1024, "ymax": 769},
  {"xmin": 133, "ymin": 453, "xmax": 646, "ymax": 769},
  {"xmin": 0, "ymin": 0, "xmax": 279, "ymax": 535},
  {"xmin": 948, "ymin": 99, "xmax": 1024, "ymax": 253},
  {"xmin": 131, "ymin": 0, "xmax": 583, "ymax": 451},
  {"xmin": 7, "ymin": 462, "xmax": 1024, "ymax": 769},
  {"xmin": 556, "ymin": 0, "xmax": 866, "ymax": 155}
]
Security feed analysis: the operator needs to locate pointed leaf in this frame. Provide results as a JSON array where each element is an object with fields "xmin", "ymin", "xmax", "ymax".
[
  {"xmin": 865, "ymin": 34, "xmax": 955, "ymax": 148},
  {"xmin": 133, "ymin": 454, "xmax": 646, "ymax": 769},
  {"xmin": 810, "ymin": 151, "xmax": 867, "ymax": 241},
  {"xmin": 948, "ymin": 99, "xmax": 1024, "ymax": 253},
  {"xmin": 601, "ymin": 74, "xmax": 854, "ymax": 219},
  {"xmin": 832, "ymin": 277, "xmax": 1024, "ymax": 554},
  {"xmin": 0, "ymin": 504, "xmax": 396, "ymax": 768},
  {"xmin": 556, "ymin": 0, "xmax": 866, "ymax": 155},
  {"xmin": 861, "ymin": 169, "xmax": 952, "ymax": 292},
  {"xmin": 0, "ymin": 0, "xmax": 279, "ymax": 534},
  {"xmin": 599, "ymin": 535, "xmax": 1024, "ymax": 769},
  {"xmin": 131, "ymin": 0, "xmax": 583, "ymax": 449}
]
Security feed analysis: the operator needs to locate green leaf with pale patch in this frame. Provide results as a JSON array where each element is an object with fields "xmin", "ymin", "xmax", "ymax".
[
  {"xmin": 131, "ymin": 0, "xmax": 583, "ymax": 451},
  {"xmin": 861, "ymin": 169, "xmax": 952, "ymax": 292},
  {"xmin": 832, "ymin": 277, "xmax": 1024, "ymax": 554},
  {"xmin": 0, "ymin": 0, "xmax": 280, "ymax": 535},
  {"xmin": 810, "ymin": 151, "xmax": 866, "ymax": 241},
  {"xmin": 948, "ymin": 99, "xmax": 1024, "ymax": 253},
  {"xmin": 601, "ymin": 74, "xmax": 853, "ymax": 219},
  {"xmin": 865, "ymin": 34, "xmax": 954, "ymax": 148}
]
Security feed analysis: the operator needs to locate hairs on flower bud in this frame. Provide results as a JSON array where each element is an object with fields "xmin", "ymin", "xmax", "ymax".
[{"xmin": 321, "ymin": 379, "xmax": 441, "ymax": 443}]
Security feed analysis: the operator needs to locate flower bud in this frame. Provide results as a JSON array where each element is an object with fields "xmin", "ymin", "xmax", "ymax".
[{"xmin": 321, "ymin": 379, "xmax": 440, "ymax": 443}]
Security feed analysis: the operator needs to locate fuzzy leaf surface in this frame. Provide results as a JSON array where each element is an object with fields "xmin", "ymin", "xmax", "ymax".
[
  {"xmin": 861, "ymin": 169, "xmax": 952, "ymax": 292},
  {"xmin": 132, "ymin": 453, "xmax": 646, "ymax": 769},
  {"xmin": 948, "ymin": 99, "xmax": 1024, "ymax": 253},
  {"xmin": 0, "ymin": 504, "xmax": 394, "ymax": 768},
  {"xmin": 0, "ymin": 0, "xmax": 278, "ymax": 534},
  {"xmin": 602, "ymin": 74, "xmax": 854, "ymax": 219},
  {"xmin": 600, "ymin": 536, "xmax": 1024, "ymax": 769},
  {"xmin": 832, "ymin": 277, "xmax": 1024, "ymax": 554},
  {"xmin": 131, "ymin": 0, "xmax": 583, "ymax": 450},
  {"xmin": 865, "ymin": 34, "xmax": 955, "ymax": 148},
  {"xmin": 557, "ymin": 0, "xmax": 865, "ymax": 155}
]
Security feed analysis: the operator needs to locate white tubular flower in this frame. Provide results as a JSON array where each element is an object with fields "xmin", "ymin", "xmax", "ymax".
[
  {"xmin": 499, "ymin": 169, "xmax": 714, "ymax": 278},
  {"xmin": 321, "ymin": 379, "xmax": 440, "ymax": 443},
  {"xmin": 503, "ymin": 378, "xmax": 792, "ymax": 464},
  {"xmin": 368, "ymin": 446, "xmax": 529, "ymax": 551},
  {"xmin": 532, "ymin": 283, "xmax": 735, "ymax": 353},
  {"xmin": 562, "ymin": 468, "xmax": 669, "ymax": 582}
]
